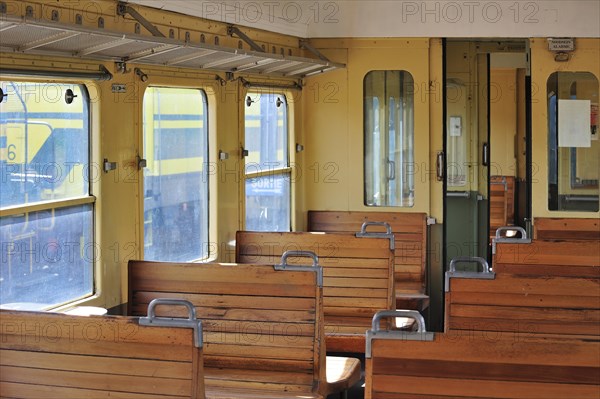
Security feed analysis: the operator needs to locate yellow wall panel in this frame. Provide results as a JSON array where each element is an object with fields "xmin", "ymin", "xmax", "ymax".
[
  {"xmin": 302, "ymin": 39, "xmax": 432, "ymax": 216},
  {"xmin": 530, "ymin": 38, "xmax": 600, "ymax": 219}
]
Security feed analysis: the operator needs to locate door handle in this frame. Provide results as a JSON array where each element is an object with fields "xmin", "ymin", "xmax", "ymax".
[
  {"xmin": 387, "ymin": 160, "xmax": 396, "ymax": 181},
  {"xmin": 436, "ymin": 151, "xmax": 444, "ymax": 181},
  {"xmin": 482, "ymin": 143, "xmax": 489, "ymax": 167}
]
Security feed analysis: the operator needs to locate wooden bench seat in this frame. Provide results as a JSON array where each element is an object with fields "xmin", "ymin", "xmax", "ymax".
[
  {"xmin": 534, "ymin": 217, "xmax": 600, "ymax": 240},
  {"xmin": 445, "ymin": 240, "xmax": 600, "ymax": 338},
  {"xmin": 128, "ymin": 260, "xmax": 360, "ymax": 398},
  {"xmin": 308, "ymin": 210, "xmax": 429, "ymax": 310},
  {"xmin": 0, "ymin": 301, "xmax": 204, "ymax": 398},
  {"xmin": 365, "ymin": 310, "xmax": 600, "ymax": 399},
  {"xmin": 235, "ymin": 230, "xmax": 395, "ymax": 353}
]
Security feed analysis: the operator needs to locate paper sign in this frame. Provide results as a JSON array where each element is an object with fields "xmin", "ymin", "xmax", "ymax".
[
  {"xmin": 450, "ymin": 116, "xmax": 462, "ymax": 137},
  {"xmin": 558, "ymin": 99, "xmax": 591, "ymax": 148}
]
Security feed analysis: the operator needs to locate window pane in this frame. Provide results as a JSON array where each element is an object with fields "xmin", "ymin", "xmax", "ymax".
[
  {"xmin": 142, "ymin": 87, "xmax": 209, "ymax": 261},
  {"xmin": 364, "ymin": 71, "xmax": 415, "ymax": 207},
  {"xmin": 0, "ymin": 204, "xmax": 93, "ymax": 310},
  {"xmin": 245, "ymin": 93, "xmax": 288, "ymax": 171},
  {"xmin": 547, "ymin": 72, "xmax": 599, "ymax": 212},
  {"xmin": 245, "ymin": 174, "xmax": 291, "ymax": 232},
  {"xmin": 0, "ymin": 82, "xmax": 89, "ymax": 208}
]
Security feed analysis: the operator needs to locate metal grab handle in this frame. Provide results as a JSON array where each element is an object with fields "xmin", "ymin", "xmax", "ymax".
[
  {"xmin": 449, "ymin": 256, "xmax": 490, "ymax": 273},
  {"xmin": 495, "ymin": 226, "xmax": 527, "ymax": 239},
  {"xmin": 279, "ymin": 250, "xmax": 319, "ymax": 267},
  {"xmin": 275, "ymin": 250, "xmax": 323, "ymax": 287},
  {"xmin": 358, "ymin": 221, "xmax": 393, "ymax": 235},
  {"xmin": 145, "ymin": 298, "xmax": 197, "ymax": 321},
  {"xmin": 371, "ymin": 310, "xmax": 427, "ymax": 333},
  {"xmin": 139, "ymin": 298, "xmax": 203, "ymax": 348}
]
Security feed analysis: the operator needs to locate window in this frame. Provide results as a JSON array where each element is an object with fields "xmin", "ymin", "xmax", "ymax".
[
  {"xmin": 142, "ymin": 88, "xmax": 209, "ymax": 261},
  {"xmin": 0, "ymin": 82, "xmax": 93, "ymax": 310},
  {"xmin": 244, "ymin": 92, "xmax": 291, "ymax": 231},
  {"xmin": 364, "ymin": 71, "xmax": 415, "ymax": 207},
  {"xmin": 547, "ymin": 72, "xmax": 599, "ymax": 212}
]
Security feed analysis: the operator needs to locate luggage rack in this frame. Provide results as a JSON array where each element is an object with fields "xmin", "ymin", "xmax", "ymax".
[{"xmin": 0, "ymin": 11, "xmax": 344, "ymax": 79}]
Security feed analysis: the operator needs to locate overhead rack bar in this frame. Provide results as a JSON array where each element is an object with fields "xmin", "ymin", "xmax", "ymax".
[
  {"xmin": 0, "ymin": 13, "xmax": 344, "ymax": 79},
  {"xmin": 239, "ymin": 77, "xmax": 302, "ymax": 91},
  {"xmin": 0, "ymin": 66, "xmax": 113, "ymax": 81}
]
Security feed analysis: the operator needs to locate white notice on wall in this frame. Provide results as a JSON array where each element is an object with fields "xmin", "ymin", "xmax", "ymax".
[
  {"xmin": 450, "ymin": 116, "xmax": 462, "ymax": 137},
  {"xmin": 558, "ymin": 99, "xmax": 591, "ymax": 148}
]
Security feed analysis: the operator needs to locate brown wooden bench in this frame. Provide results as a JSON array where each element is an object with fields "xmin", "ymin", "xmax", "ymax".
[
  {"xmin": 445, "ymin": 240, "xmax": 600, "ymax": 338},
  {"xmin": 534, "ymin": 217, "xmax": 600, "ymax": 240},
  {"xmin": 308, "ymin": 211, "xmax": 429, "ymax": 310},
  {"xmin": 365, "ymin": 310, "xmax": 600, "ymax": 399},
  {"xmin": 0, "ymin": 300, "xmax": 204, "ymax": 398},
  {"xmin": 235, "ymin": 229, "xmax": 395, "ymax": 352},
  {"xmin": 128, "ymin": 260, "xmax": 361, "ymax": 398}
]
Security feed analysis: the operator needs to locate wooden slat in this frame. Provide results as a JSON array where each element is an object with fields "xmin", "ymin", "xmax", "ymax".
[
  {"xmin": 495, "ymin": 240, "xmax": 600, "ymax": 268},
  {"xmin": 0, "ymin": 382, "xmax": 185, "ymax": 399},
  {"xmin": 534, "ymin": 218, "xmax": 600, "ymax": 240}
]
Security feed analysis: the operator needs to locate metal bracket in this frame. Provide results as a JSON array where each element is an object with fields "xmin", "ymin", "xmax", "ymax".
[
  {"xmin": 103, "ymin": 158, "xmax": 117, "ymax": 173},
  {"xmin": 275, "ymin": 250, "xmax": 323, "ymax": 287},
  {"xmin": 115, "ymin": 62, "xmax": 129, "ymax": 74},
  {"xmin": 366, "ymin": 310, "xmax": 435, "ymax": 358},
  {"xmin": 227, "ymin": 25, "xmax": 264, "ymax": 53},
  {"xmin": 139, "ymin": 298, "xmax": 203, "ymax": 348},
  {"xmin": 117, "ymin": 2, "xmax": 165, "ymax": 38},
  {"xmin": 355, "ymin": 221, "xmax": 395, "ymax": 250},
  {"xmin": 445, "ymin": 257, "xmax": 495, "ymax": 292},
  {"xmin": 299, "ymin": 40, "xmax": 330, "ymax": 62},
  {"xmin": 491, "ymin": 226, "xmax": 531, "ymax": 254}
]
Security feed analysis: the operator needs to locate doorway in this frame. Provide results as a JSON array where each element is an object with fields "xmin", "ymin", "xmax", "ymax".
[{"xmin": 444, "ymin": 40, "xmax": 530, "ymax": 271}]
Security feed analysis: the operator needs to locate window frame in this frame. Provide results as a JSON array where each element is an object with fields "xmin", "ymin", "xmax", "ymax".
[
  {"xmin": 140, "ymin": 86, "xmax": 211, "ymax": 262},
  {"xmin": 546, "ymin": 71, "xmax": 599, "ymax": 213},
  {"xmin": 0, "ymin": 80, "xmax": 96, "ymax": 310},
  {"xmin": 242, "ymin": 90, "xmax": 293, "ymax": 232},
  {"xmin": 363, "ymin": 70, "xmax": 416, "ymax": 208}
]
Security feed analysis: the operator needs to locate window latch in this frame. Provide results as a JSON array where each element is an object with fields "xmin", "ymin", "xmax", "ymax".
[{"xmin": 136, "ymin": 155, "xmax": 147, "ymax": 170}]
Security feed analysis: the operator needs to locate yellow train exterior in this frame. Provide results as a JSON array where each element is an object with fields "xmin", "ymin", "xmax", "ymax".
[{"xmin": 0, "ymin": 0, "xmax": 598, "ymax": 324}]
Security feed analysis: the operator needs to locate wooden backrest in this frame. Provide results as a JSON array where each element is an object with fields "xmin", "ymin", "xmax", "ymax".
[
  {"xmin": 489, "ymin": 176, "xmax": 510, "ymax": 237},
  {"xmin": 365, "ymin": 321, "xmax": 600, "ymax": 399},
  {"xmin": 534, "ymin": 217, "xmax": 600, "ymax": 240},
  {"xmin": 308, "ymin": 211, "xmax": 427, "ymax": 308},
  {"xmin": 128, "ymin": 261, "xmax": 326, "ymax": 396},
  {"xmin": 0, "ymin": 310, "xmax": 204, "ymax": 398},
  {"xmin": 445, "ymin": 240, "xmax": 600, "ymax": 337},
  {"xmin": 235, "ymin": 231, "xmax": 394, "ymax": 337}
]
